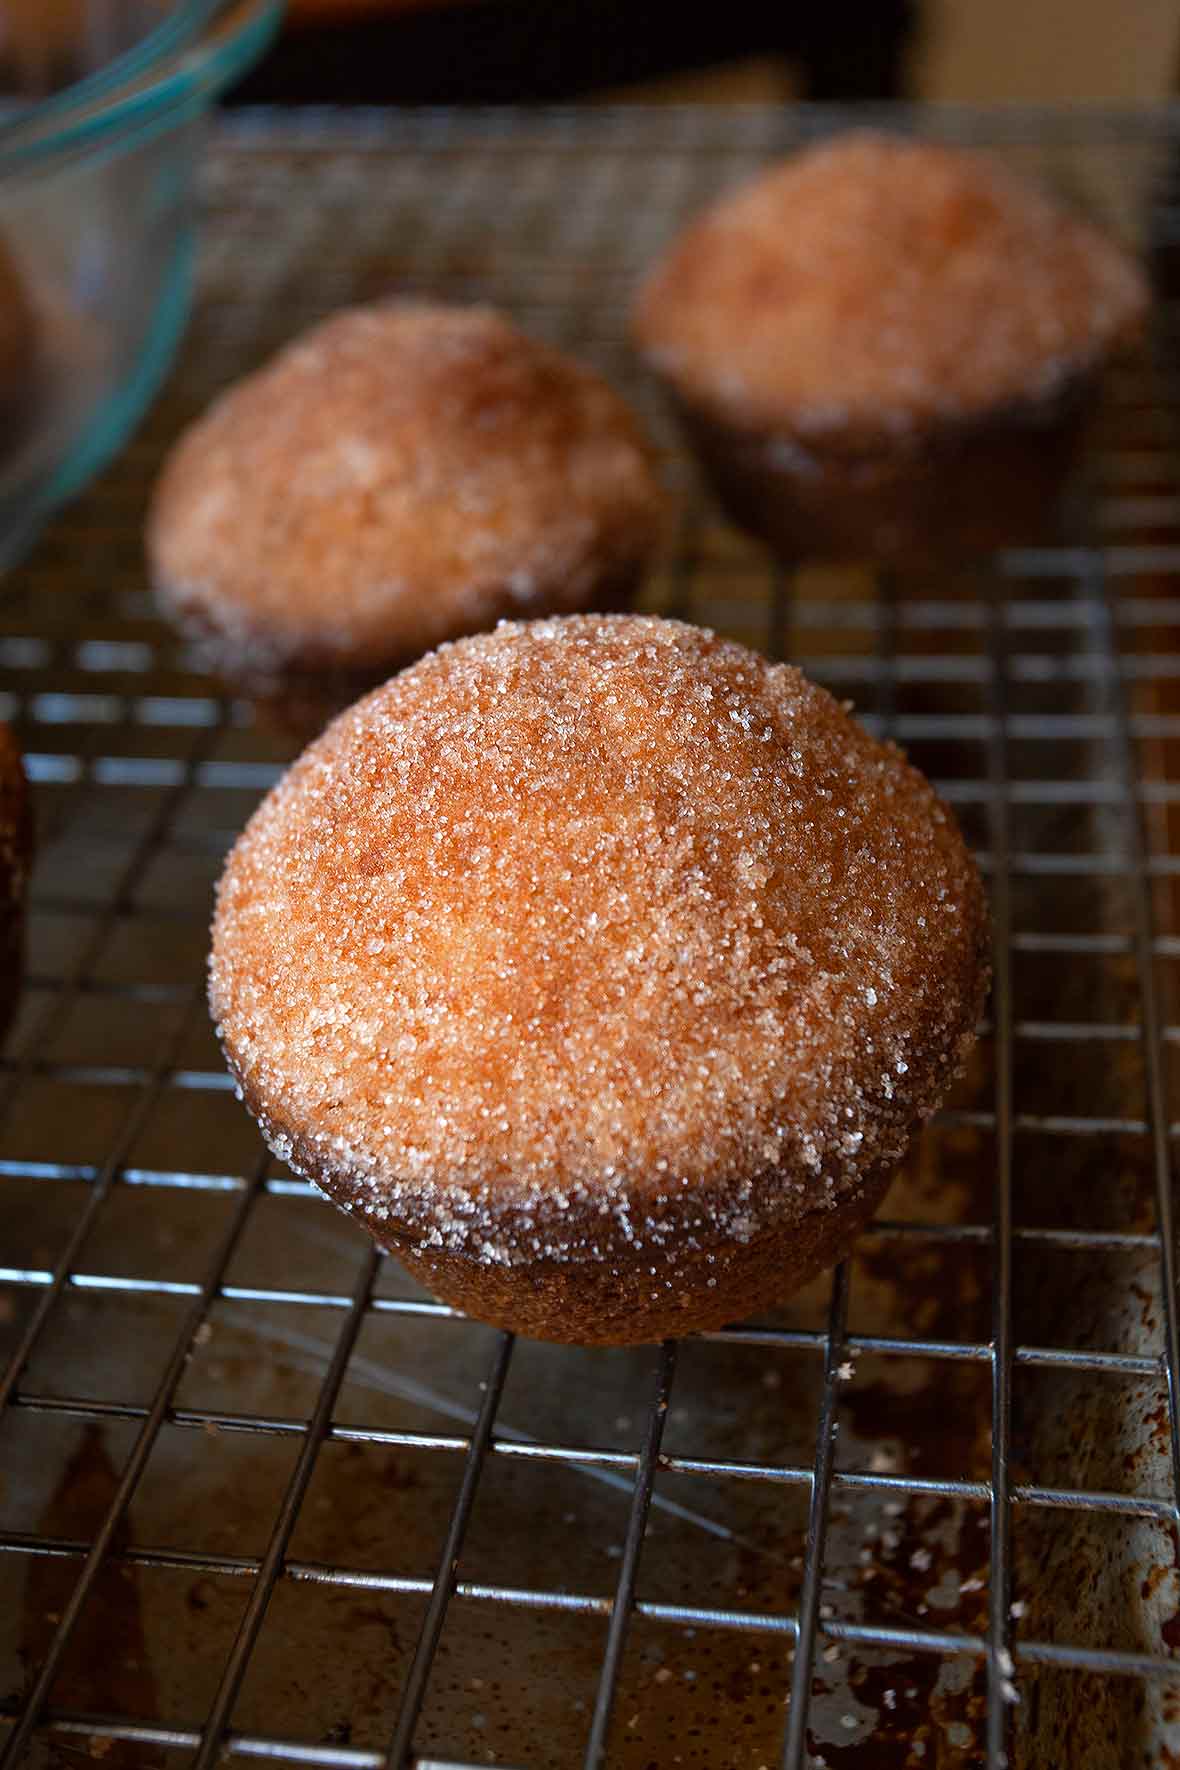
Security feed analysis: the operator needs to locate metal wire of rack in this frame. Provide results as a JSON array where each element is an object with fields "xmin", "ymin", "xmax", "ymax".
[{"xmin": 2, "ymin": 104, "xmax": 1180, "ymax": 1770}]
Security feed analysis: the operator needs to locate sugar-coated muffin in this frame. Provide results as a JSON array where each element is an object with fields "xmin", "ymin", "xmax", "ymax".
[
  {"xmin": 0, "ymin": 723, "xmax": 31, "ymax": 1044},
  {"xmin": 148, "ymin": 302, "xmax": 666, "ymax": 703},
  {"xmin": 210, "ymin": 614, "xmax": 989, "ymax": 1344},
  {"xmin": 633, "ymin": 133, "xmax": 1149, "ymax": 565}
]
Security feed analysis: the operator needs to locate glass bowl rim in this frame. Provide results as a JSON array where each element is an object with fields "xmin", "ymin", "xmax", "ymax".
[{"xmin": 0, "ymin": 0, "xmax": 283, "ymax": 177}]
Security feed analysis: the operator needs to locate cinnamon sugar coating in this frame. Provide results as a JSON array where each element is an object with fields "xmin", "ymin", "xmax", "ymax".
[
  {"xmin": 148, "ymin": 303, "xmax": 665, "ymax": 687},
  {"xmin": 633, "ymin": 132, "xmax": 1148, "ymax": 441},
  {"xmin": 210, "ymin": 615, "xmax": 989, "ymax": 1342}
]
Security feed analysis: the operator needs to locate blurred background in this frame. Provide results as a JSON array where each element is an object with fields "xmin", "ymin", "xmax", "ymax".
[{"xmin": 225, "ymin": 0, "xmax": 1180, "ymax": 108}]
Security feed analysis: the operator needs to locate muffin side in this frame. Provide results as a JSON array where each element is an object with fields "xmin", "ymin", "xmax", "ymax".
[{"xmin": 672, "ymin": 376, "xmax": 1096, "ymax": 567}]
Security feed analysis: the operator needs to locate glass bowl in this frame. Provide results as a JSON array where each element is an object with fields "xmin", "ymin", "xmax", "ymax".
[{"xmin": 0, "ymin": 0, "xmax": 282, "ymax": 569}]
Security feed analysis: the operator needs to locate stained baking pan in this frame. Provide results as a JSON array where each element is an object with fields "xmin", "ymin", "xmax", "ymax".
[{"xmin": 2, "ymin": 104, "xmax": 1180, "ymax": 1769}]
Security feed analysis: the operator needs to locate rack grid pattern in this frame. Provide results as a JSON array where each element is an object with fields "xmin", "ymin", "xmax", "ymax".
[{"xmin": 3, "ymin": 106, "xmax": 1180, "ymax": 1769}]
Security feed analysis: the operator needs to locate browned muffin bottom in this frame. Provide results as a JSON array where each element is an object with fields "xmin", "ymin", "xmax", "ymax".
[
  {"xmin": 0, "ymin": 723, "xmax": 31, "ymax": 1045},
  {"xmin": 149, "ymin": 302, "xmax": 666, "ymax": 704},
  {"xmin": 633, "ymin": 133, "xmax": 1149, "ymax": 566},
  {"xmin": 674, "ymin": 376, "xmax": 1097, "ymax": 568},
  {"xmin": 210, "ymin": 614, "xmax": 989, "ymax": 1345}
]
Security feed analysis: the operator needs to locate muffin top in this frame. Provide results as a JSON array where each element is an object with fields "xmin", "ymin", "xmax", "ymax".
[
  {"xmin": 210, "ymin": 614, "xmax": 988, "ymax": 1267},
  {"xmin": 633, "ymin": 133, "xmax": 1149, "ymax": 439},
  {"xmin": 149, "ymin": 302, "xmax": 665, "ymax": 676}
]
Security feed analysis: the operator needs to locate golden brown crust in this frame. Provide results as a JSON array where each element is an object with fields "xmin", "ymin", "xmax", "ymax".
[
  {"xmin": 633, "ymin": 133, "xmax": 1148, "ymax": 441},
  {"xmin": 149, "ymin": 302, "xmax": 666, "ymax": 688},
  {"xmin": 0, "ymin": 723, "xmax": 31, "ymax": 1044},
  {"xmin": 211, "ymin": 614, "xmax": 989, "ymax": 1343}
]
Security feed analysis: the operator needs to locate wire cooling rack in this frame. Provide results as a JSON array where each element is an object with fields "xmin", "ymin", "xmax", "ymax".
[{"xmin": 4, "ymin": 104, "xmax": 1180, "ymax": 1770}]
